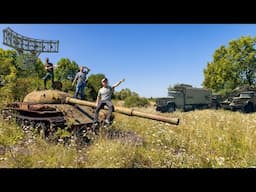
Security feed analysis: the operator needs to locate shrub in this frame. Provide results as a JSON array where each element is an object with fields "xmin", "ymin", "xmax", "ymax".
[
  {"xmin": 114, "ymin": 88, "xmax": 139, "ymax": 100},
  {"xmin": 0, "ymin": 77, "xmax": 43, "ymax": 102},
  {"xmin": 124, "ymin": 95, "xmax": 150, "ymax": 108},
  {"xmin": 85, "ymin": 74, "xmax": 105, "ymax": 101},
  {"xmin": 61, "ymin": 79, "xmax": 74, "ymax": 93}
]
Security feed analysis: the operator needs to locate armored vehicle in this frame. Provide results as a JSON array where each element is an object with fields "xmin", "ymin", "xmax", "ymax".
[
  {"xmin": 2, "ymin": 90, "xmax": 179, "ymax": 144},
  {"xmin": 228, "ymin": 91, "xmax": 256, "ymax": 113},
  {"xmin": 156, "ymin": 84, "xmax": 212, "ymax": 112},
  {"xmin": 2, "ymin": 90, "xmax": 105, "ymax": 144},
  {"xmin": 220, "ymin": 85, "xmax": 256, "ymax": 112}
]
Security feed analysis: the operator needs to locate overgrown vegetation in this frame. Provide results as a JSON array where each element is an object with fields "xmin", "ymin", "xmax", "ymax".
[
  {"xmin": 124, "ymin": 95, "xmax": 150, "ymax": 108},
  {"xmin": 85, "ymin": 74, "xmax": 106, "ymax": 101},
  {"xmin": 114, "ymin": 88, "xmax": 150, "ymax": 108},
  {"xmin": 1, "ymin": 108, "xmax": 256, "ymax": 168},
  {"xmin": 2, "ymin": 35, "xmax": 256, "ymax": 168}
]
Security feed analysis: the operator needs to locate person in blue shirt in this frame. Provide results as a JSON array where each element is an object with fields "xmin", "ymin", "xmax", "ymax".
[{"xmin": 72, "ymin": 66, "xmax": 90, "ymax": 100}]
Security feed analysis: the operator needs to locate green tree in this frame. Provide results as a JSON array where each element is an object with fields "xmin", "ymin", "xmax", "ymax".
[
  {"xmin": 0, "ymin": 48, "xmax": 45, "ymax": 79},
  {"xmin": 0, "ymin": 49, "xmax": 17, "ymax": 76},
  {"xmin": 85, "ymin": 74, "xmax": 106, "ymax": 101},
  {"xmin": 203, "ymin": 36, "xmax": 256, "ymax": 93},
  {"xmin": 0, "ymin": 49, "xmax": 18, "ymax": 87},
  {"xmin": 55, "ymin": 58, "xmax": 79, "ymax": 81},
  {"xmin": 124, "ymin": 95, "xmax": 150, "ymax": 108},
  {"xmin": 34, "ymin": 58, "xmax": 45, "ymax": 78},
  {"xmin": 114, "ymin": 88, "xmax": 139, "ymax": 100}
]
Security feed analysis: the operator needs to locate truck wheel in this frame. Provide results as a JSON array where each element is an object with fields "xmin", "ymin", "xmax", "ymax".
[
  {"xmin": 156, "ymin": 106, "xmax": 165, "ymax": 113},
  {"xmin": 244, "ymin": 102, "xmax": 254, "ymax": 113},
  {"xmin": 167, "ymin": 103, "xmax": 176, "ymax": 112}
]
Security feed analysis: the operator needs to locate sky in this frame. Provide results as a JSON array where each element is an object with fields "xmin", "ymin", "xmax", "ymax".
[{"xmin": 0, "ymin": 24, "xmax": 256, "ymax": 98}]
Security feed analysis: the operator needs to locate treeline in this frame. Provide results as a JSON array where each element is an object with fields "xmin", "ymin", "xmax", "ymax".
[
  {"xmin": 203, "ymin": 36, "xmax": 256, "ymax": 97},
  {"xmin": 113, "ymin": 88, "xmax": 150, "ymax": 107},
  {"xmin": 0, "ymin": 48, "xmax": 149, "ymax": 107}
]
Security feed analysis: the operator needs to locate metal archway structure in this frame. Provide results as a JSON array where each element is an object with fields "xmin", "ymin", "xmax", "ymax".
[{"xmin": 2, "ymin": 27, "xmax": 59, "ymax": 69}]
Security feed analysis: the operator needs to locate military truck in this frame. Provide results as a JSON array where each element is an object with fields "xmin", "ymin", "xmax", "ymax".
[
  {"xmin": 211, "ymin": 93, "xmax": 222, "ymax": 109},
  {"xmin": 156, "ymin": 84, "xmax": 212, "ymax": 112}
]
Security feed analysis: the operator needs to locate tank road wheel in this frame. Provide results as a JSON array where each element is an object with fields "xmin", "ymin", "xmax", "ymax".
[
  {"xmin": 156, "ymin": 106, "xmax": 162, "ymax": 112},
  {"xmin": 16, "ymin": 117, "xmax": 23, "ymax": 126},
  {"xmin": 47, "ymin": 126, "xmax": 58, "ymax": 142},
  {"xmin": 35, "ymin": 122, "xmax": 47, "ymax": 139},
  {"xmin": 243, "ymin": 102, "xmax": 254, "ymax": 113},
  {"xmin": 20, "ymin": 119, "xmax": 31, "ymax": 133}
]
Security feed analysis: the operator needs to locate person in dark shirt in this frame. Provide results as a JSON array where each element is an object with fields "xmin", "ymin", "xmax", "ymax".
[
  {"xmin": 72, "ymin": 66, "xmax": 90, "ymax": 99},
  {"xmin": 43, "ymin": 58, "xmax": 54, "ymax": 90}
]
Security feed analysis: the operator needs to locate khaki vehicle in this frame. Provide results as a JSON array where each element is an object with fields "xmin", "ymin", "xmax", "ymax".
[
  {"xmin": 156, "ymin": 84, "xmax": 212, "ymax": 112},
  {"xmin": 229, "ymin": 91, "xmax": 256, "ymax": 113},
  {"xmin": 211, "ymin": 93, "xmax": 222, "ymax": 109},
  {"xmin": 220, "ymin": 85, "xmax": 256, "ymax": 112}
]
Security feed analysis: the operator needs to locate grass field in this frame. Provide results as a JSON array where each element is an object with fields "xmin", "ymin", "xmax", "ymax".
[{"xmin": 1, "ymin": 104, "xmax": 256, "ymax": 168}]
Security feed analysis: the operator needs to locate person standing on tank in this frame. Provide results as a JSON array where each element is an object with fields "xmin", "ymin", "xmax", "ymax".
[
  {"xmin": 43, "ymin": 57, "xmax": 54, "ymax": 90},
  {"xmin": 94, "ymin": 78, "xmax": 125, "ymax": 125},
  {"xmin": 72, "ymin": 66, "xmax": 90, "ymax": 100}
]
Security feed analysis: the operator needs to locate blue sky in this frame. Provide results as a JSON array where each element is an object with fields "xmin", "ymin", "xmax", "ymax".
[{"xmin": 0, "ymin": 24, "xmax": 256, "ymax": 97}]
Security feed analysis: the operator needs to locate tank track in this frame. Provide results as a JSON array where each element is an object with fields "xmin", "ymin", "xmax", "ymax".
[
  {"xmin": 2, "ymin": 108, "xmax": 143, "ymax": 146},
  {"xmin": 1, "ymin": 108, "xmax": 99, "ymax": 146}
]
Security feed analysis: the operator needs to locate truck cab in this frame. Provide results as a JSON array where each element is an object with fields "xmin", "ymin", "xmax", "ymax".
[{"xmin": 156, "ymin": 96, "xmax": 176, "ymax": 112}]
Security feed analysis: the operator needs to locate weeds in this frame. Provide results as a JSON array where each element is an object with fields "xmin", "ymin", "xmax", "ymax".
[{"xmin": 1, "ymin": 108, "xmax": 256, "ymax": 167}]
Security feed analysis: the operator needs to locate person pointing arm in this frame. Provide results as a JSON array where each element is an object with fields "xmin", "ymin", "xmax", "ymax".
[{"xmin": 94, "ymin": 78, "xmax": 125, "ymax": 125}]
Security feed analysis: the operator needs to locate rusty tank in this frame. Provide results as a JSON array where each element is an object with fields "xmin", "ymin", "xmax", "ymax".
[
  {"xmin": 2, "ymin": 90, "xmax": 179, "ymax": 144},
  {"xmin": 2, "ymin": 90, "xmax": 107, "ymax": 144}
]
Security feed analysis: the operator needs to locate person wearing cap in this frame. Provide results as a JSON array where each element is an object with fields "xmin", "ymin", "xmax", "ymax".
[
  {"xmin": 94, "ymin": 77, "xmax": 125, "ymax": 125},
  {"xmin": 72, "ymin": 66, "xmax": 90, "ymax": 100}
]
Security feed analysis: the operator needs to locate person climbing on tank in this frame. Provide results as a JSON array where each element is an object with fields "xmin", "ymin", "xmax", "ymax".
[
  {"xmin": 93, "ymin": 77, "xmax": 125, "ymax": 126},
  {"xmin": 72, "ymin": 66, "xmax": 90, "ymax": 100},
  {"xmin": 43, "ymin": 57, "xmax": 54, "ymax": 90}
]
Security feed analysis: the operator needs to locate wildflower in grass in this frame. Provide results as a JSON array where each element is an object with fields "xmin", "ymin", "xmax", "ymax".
[{"xmin": 215, "ymin": 157, "xmax": 225, "ymax": 166}]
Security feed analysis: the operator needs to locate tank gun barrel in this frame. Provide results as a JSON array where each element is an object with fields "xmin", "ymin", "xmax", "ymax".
[{"xmin": 66, "ymin": 97, "xmax": 179, "ymax": 125}]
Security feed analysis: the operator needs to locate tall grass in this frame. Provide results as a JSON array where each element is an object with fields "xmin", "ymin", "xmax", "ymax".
[
  {"xmin": 112, "ymin": 109, "xmax": 256, "ymax": 167},
  {"xmin": 1, "ymin": 107, "xmax": 256, "ymax": 168}
]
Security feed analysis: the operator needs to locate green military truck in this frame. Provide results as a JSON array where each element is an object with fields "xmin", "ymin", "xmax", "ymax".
[{"xmin": 156, "ymin": 84, "xmax": 212, "ymax": 112}]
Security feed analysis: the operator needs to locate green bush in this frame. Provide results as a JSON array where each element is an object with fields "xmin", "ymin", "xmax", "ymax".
[
  {"xmin": 124, "ymin": 95, "xmax": 150, "ymax": 108},
  {"xmin": 85, "ymin": 74, "xmax": 105, "ymax": 101},
  {"xmin": 217, "ymin": 89, "xmax": 232, "ymax": 99},
  {"xmin": 61, "ymin": 79, "xmax": 74, "ymax": 92},
  {"xmin": 0, "ymin": 77, "xmax": 43, "ymax": 102},
  {"xmin": 114, "ymin": 88, "xmax": 138, "ymax": 100}
]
